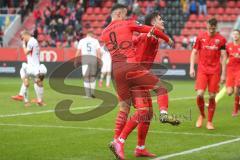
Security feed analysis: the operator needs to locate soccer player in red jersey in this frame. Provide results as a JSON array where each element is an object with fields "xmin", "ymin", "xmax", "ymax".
[
  {"xmin": 226, "ymin": 30, "xmax": 240, "ymax": 116},
  {"xmin": 101, "ymin": 4, "xmax": 173, "ymax": 160},
  {"xmin": 133, "ymin": 12, "xmax": 180, "ymax": 126},
  {"xmin": 190, "ymin": 18, "xmax": 227, "ymax": 130}
]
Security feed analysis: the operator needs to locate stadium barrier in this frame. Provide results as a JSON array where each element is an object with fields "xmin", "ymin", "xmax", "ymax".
[{"xmin": 0, "ymin": 48, "xmax": 192, "ymax": 79}]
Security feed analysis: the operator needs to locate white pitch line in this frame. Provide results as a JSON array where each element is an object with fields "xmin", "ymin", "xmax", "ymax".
[
  {"xmin": 0, "ymin": 105, "xmax": 98, "ymax": 118},
  {"xmin": 0, "ymin": 123, "xmax": 239, "ymax": 138},
  {"xmin": 152, "ymin": 137, "xmax": 240, "ymax": 160},
  {"xmin": 0, "ymin": 96, "xmax": 196, "ymax": 118}
]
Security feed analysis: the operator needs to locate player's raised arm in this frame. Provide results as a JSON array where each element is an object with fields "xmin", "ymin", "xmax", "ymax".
[{"xmin": 128, "ymin": 21, "xmax": 171, "ymax": 44}]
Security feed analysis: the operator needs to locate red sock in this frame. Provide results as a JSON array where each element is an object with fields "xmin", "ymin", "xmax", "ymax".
[
  {"xmin": 197, "ymin": 96, "xmax": 205, "ymax": 117},
  {"xmin": 208, "ymin": 98, "xmax": 216, "ymax": 122},
  {"xmin": 234, "ymin": 96, "xmax": 240, "ymax": 112},
  {"xmin": 120, "ymin": 110, "xmax": 149, "ymax": 140},
  {"xmin": 158, "ymin": 94, "xmax": 169, "ymax": 112},
  {"xmin": 114, "ymin": 111, "xmax": 128, "ymax": 139},
  {"xmin": 137, "ymin": 122, "xmax": 150, "ymax": 146}
]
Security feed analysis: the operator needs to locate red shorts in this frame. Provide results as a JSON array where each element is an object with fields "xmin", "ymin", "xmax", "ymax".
[
  {"xmin": 113, "ymin": 62, "xmax": 159, "ymax": 102},
  {"xmin": 195, "ymin": 71, "xmax": 220, "ymax": 93},
  {"xmin": 226, "ymin": 68, "xmax": 240, "ymax": 87}
]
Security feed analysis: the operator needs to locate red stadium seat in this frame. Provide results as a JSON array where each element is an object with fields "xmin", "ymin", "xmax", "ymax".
[
  {"xmin": 198, "ymin": 15, "xmax": 205, "ymax": 21},
  {"xmin": 86, "ymin": 7, "xmax": 93, "ymax": 14},
  {"xmin": 159, "ymin": 0, "xmax": 166, "ymax": 7},
  {"xmin": 96, "ymin": 14, "xmax": 105, "ymax": 21},
  {"xmin": 225, "ymin": 8, "xmax": 233, "ymax": 15},
  {"xmin": 102, "ymin": 7, "xmax": 110, "ymax": 15},
  {"xmin": 195, "ymin": 21, "xmax": 201, "ymax": 28},
  {"xmin": 208, "ymin": 8, "xmax": 215, "ymax": 15},
  {"xmin": 229, "ymin": 14, "xmax": 237, "ymax": 21},
  {"xmin": 217, "ymin": 8, "xmax": 224, "ymax": 15},
  {"xmin": 199, "ymin": 22, "xmax": 207, "ymax": 29},
  {"xmin": 95, "ymin": 28, "xmax": 102, "ymax": 35},
  {"xmin": 232, "ymin": 7, "xmax": 240, "ymax": 15},
  {"xmin": 227, "ymin": 1, "xmax": 236, "ymax": 8},
  {"xmin": 93, "ymin": 7, "xmax": 101, "ymax": 14},
  {"xmin": 82, "ymin": 14, "xmax": 88, "ymax": 21},
  {"xmin": 189, "ymin": 14, "xmax": 197, "ymax": 21},
  {"xmin": 185, "ymin": 21, "xmax": 194, "ymax": 29},
  {"xmin": 175, "ymin": 42, "xmax": 182, "ymax": 49},
  {"xmin": 105, "ymin": 1, "xmax": 113, "ymax": 8},
  {"xmin": 181, "ymin": 28, "xmax": 191, "ymax": 36},
  {"xmin": 143, "ymin": 1, "xmax": 148, "ymax": 7},
  {"xmin": 91, "ymin": 21, "xmax": 101, "ymax": 28},
  {"xmin": 237, "ymin": 1, "xmax": 240, "ymax": 8}
]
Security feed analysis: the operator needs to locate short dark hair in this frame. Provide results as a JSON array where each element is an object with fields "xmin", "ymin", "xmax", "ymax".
[
  {"xmin": 233, "ymin": 29, "xmax": 240, "ymax": 33},
  {"xmin": 207, "ymin": 18, "xmax": 218, "ymax": 26},
  {"xmin": 144, "ymin": 12, "xmax": 160, "ymax": 26},
  {"xmin": 111, "ymin": 3, "xmax": 127, "ymax": 13}
]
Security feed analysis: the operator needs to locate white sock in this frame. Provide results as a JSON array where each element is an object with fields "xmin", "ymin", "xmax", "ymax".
[
  {"xmin": 160, "ymin": 110, "xmax": 168, "ymax": 115},
  {"xmin": 23, "ymin": 85, "xmax": 28, "ymax": 103},
  {"xmin": 100, "ymin": 73, "xmax": 104, "ymax": 81},
  {"xmin": 84, "ymin": 81, "xmax": 91, "ymax": 97},
  {"xmin": 90, "ymin": 80, "xmax": 96, "ymax": 95},
  {"xmin": 118, "ymin": 138, "xmax": 125, "ymax": 143},
  {"xmin": 136, "ymin": 145, "xmax": 145, "ymax": 150},
  {"xmin": 19, "ymin": 83, "xmax": 25, "ymax": 96},
  {"xmin": 34, "ymin": 83, "xmax": 44, "ymax": 102},
  {"xmin": 106, "ymin": 74, "xmax": 111, "ymax": 86}
]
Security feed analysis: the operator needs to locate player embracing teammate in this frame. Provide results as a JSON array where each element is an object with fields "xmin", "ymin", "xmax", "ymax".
[{"xmin": 101, "ymin": 4, "xmax": 173, "ymax": 160}]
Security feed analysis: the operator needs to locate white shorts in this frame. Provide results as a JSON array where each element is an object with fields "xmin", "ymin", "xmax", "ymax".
[
  {"xmin": 20, "ymin": 63, "xmax": 47, "ymax": 79},
  {"xmin": 101, "ymin": 59, "xmax": 112, "ymax": 73}
]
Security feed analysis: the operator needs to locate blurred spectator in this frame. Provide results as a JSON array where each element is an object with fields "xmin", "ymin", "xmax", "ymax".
[
  {"xmin": 0, "ymin": 27, "xmax": 3, "ymax": 47},
  {"xmin": 132, "ymin": 0, "xmax": 140, "ymax": 15},
  {"xmin": 41, "ymin": 40, "xmax": 49, "ymax": 47},
  {"xmin": 89, "ymin": 0, "xmax": 102, "ymax": 7},
  {"xmin": 218, "ymin": 0, "xmax": 226, "ymax": 7},
  {"xmin": 189, "ymin": 0, "xmax": 197, "ymax": 15},
  {"xmin": 198, "ymin": 0, "xmax": 207, "ymax": 16},
  {"xmin": 182, "ymin": 37, "xmax": 188, "ymax": 49},
  {"xmin": 4, "ymin": 15, "xmax": 10, "ymax": 29},
  {"xmin": 146, "ymin": 2, "xmax": 154, "ymax": 15},
  {"xmin": 181, "ymin": 0, "xmax": 189, "ymax": 16},
  {"xmin": 154, "ymin": 0, "xmax": 162, "ymax": 12},
  {"xmin": 189, "ymin": 35, "xmax": 197, "ymax": 48},
  {"xmin": 56, "ymin": 18, "xmax": 65, "ymax": 41},
  {"xmin": 33, "ymin": 8, "xmax": 41, "ymax": 26}
]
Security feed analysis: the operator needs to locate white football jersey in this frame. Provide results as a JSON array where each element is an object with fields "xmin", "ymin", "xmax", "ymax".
[
  {"xmin": 26, "ymin": 37, "xmax": 40, "ymax": 67},
  {"xmin": 77, "ymin": 36, "xmax": 100, "ymax": 56},
  {"xmin": 101, "ymin": 46, "xmax": 111, "ymax": 62}
]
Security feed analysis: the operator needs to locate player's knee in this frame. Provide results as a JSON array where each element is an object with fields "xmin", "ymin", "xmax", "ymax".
[
  {"xmin": 24, "ymin": 80, "xmax": 29, "ymax": 87},
  {"xmin": 226, "ymin": 87, "xmax": 233, "ymax": 96},
  {"xmin": 209, "ymin": 94, "xmax": 216, "ymax": 99},
  {"xmin": 197, "ymin": 90, "xmax": 204, "ymax": 97},
  {"xmin": 119, "ymin": 101, "xmax": 131, "ymax": 114}
]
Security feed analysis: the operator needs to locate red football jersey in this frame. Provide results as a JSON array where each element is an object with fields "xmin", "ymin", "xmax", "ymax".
[
  {"xmin": 193, "ymin": 31, "xmax": 226, "ymax": 74},
  {"xmin": 100, "ymin": 20, "xmax": 169, "ymax": 63},
  {"xmin": 133, "ymin": 33, "xmax": 159, "ymax": 63},
  {"xmin": 226, "ymin": 42, "xmax": 240, "ymax": 69}
]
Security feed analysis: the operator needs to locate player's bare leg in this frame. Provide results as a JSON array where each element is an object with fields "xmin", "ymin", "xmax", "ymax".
[
  {"xmin": 98, "ymin": 72, "xmax": 105, "ymax": 87},
  {"xmin": 206, "ymin": 93, "xmax": 216, "ymax": 130},
  {"xmin": 196, "ymin": 90, "xmax": 206, "ymax": 128},
  {"xmin": 106, "ymin": 72, "xmax": 111, "ymax": 87}
]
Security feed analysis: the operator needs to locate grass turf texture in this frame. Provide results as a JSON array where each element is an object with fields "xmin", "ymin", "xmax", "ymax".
[{"xmin": 0, "ymin": 77, "xmax": 240, "ymax": 160}]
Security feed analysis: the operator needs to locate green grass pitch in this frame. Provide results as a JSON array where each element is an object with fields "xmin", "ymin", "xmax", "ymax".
[{"xmin": 0, "ymin": 77, "xmax": 240, "ymax": 160}]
